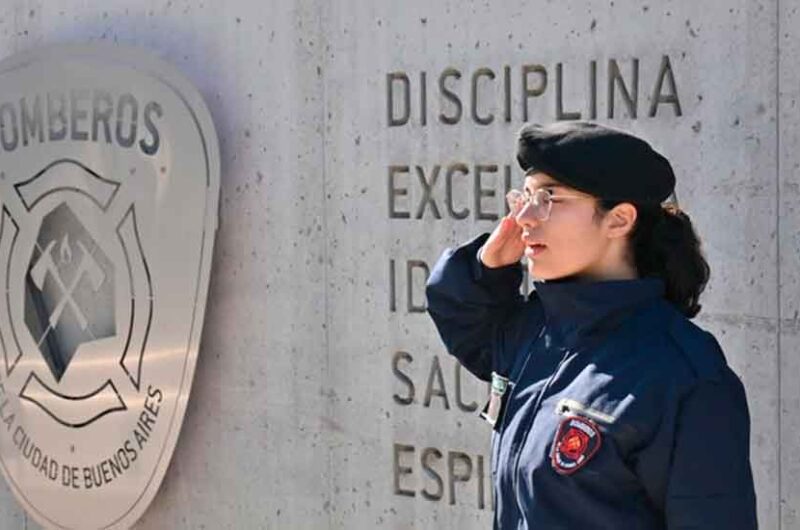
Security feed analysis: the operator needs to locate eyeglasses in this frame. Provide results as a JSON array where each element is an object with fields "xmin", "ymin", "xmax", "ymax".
[{"xmin": 506, "ymin": 188, "xmax": 593, "ymax": 222}]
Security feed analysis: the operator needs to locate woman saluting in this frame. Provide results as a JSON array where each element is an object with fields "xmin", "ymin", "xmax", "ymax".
[{"xmin": 425, "ymin": 121, "xmax": 758, "ymax": 529}]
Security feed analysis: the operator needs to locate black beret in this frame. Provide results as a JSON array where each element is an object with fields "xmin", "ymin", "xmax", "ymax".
[{"xmin": 516, "ymin": 121, "xmax": 676, "ymax": 204}]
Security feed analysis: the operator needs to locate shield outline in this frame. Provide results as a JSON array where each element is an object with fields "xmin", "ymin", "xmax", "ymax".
[
  {"xmin": 0, "ymin": 43, "xmax": 220, "ymax": 530},
  {"xmin": 6, "ymin": 161, "xmax": 150, "ymax": 429},
  {"xmin": 551, "ymin": 415, "xmax": 603, "ymax": 475}
]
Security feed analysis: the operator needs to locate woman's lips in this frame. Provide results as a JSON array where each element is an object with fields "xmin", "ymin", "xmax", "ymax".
[{"xmin": 524, "ymin": 244, "xmax": 547, "ymax": 258}]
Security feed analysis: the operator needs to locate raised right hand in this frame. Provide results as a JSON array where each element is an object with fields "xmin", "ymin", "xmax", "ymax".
[{"xmin": 479, "ymin": 213, "xmax": 525, "ymax": 269}]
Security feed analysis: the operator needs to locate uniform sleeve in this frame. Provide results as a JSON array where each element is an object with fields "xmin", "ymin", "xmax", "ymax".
[
  {"xmin": 424, "ymin": 232, "xmax": 524, "ymax": 382},
  {"xmin": 633, "ymin": 369, "xmax": 758, "ymax": 529},
  {"xmin": 663, "ymin": 370, "xmax": 758, "ymax": 529}
]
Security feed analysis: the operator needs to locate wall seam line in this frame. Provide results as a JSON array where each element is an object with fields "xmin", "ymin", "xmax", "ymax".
[
  {"xmin": 776, "ymin": 0, "xmax": 783, "ymax": 527},
  {"xmin": 318, "ymin": 1, "xmax": 333, "ymax": 529}
]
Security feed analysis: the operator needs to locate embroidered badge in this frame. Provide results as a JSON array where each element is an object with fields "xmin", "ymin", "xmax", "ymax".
[{"xmin": 551, "ymin": 415, "xmax": 602, "ymax": 475}]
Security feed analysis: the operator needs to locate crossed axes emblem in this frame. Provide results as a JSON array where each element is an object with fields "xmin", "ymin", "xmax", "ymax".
[{"xmin": 29, "ymin": 238, "xmax": 105, "ymax": 334}]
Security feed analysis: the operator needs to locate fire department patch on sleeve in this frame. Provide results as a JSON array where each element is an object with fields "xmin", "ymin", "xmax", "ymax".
[{"xmin": 551, "ymin": 415, "xmax": 602, "ymax": 475}]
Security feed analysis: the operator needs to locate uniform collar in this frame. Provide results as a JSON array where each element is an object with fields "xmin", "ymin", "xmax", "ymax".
[{"xmin": 533, "ymin": 276, "xmax": 665, "ymax": 348}]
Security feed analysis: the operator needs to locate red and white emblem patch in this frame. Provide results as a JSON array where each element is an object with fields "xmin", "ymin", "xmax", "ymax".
[{"xmin": 551, "ymin": 416, "xmax": 602, "ymax": 475}]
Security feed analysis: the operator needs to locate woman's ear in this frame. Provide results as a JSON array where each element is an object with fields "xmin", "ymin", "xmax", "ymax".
[{"xmin": 605, "ymin": 202, "xmax": 637, "ymax": 239}]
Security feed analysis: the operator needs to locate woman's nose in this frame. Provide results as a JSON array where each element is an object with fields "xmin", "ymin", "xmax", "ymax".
[{"xmin": 515, "ymin": 200, "xmax": 541, "ymax": 228}]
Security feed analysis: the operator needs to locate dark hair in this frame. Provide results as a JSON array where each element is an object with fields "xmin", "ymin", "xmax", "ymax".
[{"xmin": 594, "ymin": 199, "xmax": 710, "ymax": 318}]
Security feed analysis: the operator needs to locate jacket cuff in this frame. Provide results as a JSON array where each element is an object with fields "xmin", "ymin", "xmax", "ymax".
[{"xmin": 467, "ymin": 233, "xmax": 523, "ymax": 288}]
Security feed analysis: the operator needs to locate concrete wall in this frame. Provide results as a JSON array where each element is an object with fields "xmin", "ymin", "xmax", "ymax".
[{"xmin": 0, "ymin": 0, "xmax": 793, "ymax": 528}]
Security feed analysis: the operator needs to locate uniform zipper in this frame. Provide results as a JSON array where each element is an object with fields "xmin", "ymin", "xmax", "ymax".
[
  {"xmin": 492, "ymin": 324, "xmax": 547, "ymax": 529},
  {"xmin": 511, "ymin": 345, "xmax": 573, "ymax": 520},
  {"xmin": 495, "ymin": 324, "xmax": 548, "ymax": 435}
]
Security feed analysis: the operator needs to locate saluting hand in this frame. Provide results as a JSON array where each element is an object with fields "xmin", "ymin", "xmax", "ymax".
[{"xmin": 479, "ymin": 213, "xmax": 525, "ymax": 269}]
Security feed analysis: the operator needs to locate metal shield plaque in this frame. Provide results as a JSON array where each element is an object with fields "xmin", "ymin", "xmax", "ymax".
[{"xmin": 0, "ymin": 44, "xmax": 220, "ymax": 529}]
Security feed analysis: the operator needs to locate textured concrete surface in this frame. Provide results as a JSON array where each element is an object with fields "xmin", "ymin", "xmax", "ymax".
[
  {"xmin": 0, "ymin": 0, "xmax": 793, "ymax": 528},
  {"xmin": 780, "ymin": 0, "xmax": 800, "ymax": 528}
]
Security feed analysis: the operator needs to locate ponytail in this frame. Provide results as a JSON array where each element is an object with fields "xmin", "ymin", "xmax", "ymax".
[{"xmin": 597, "ymin": 200, "xmax": 710, "ymax": 318}]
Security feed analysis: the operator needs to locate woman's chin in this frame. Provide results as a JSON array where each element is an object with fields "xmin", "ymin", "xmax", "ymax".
[
  {"xmin": 528, "ymin": 260, "xmax": 569, "ymax": 282},
  {"xmin": 527, "ymin": 261, "xmax": 548, "ymax": 281}
]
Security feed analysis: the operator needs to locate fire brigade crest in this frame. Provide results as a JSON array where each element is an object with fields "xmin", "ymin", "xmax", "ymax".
[
  {"xmin": 0, "ymin": 45, "xmax": 220, "ymax": 529},
  {"xmin": 551, "ymin": 415, "xmax": 602, "ymax": 475}
]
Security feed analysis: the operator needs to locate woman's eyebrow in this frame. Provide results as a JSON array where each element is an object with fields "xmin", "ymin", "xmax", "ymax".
[{"xmin": 525, "ymin": 183, "xmax": 562, "ymax": 193}]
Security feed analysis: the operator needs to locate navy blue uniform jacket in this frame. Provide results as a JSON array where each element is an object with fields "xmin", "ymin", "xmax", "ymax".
[{"xmin": 425, "ymin": 233, "xmax": 758, "ymax": 530}]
